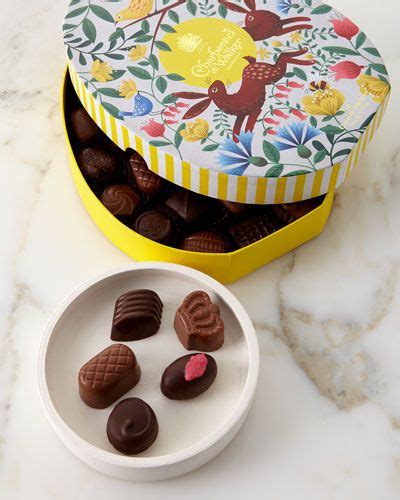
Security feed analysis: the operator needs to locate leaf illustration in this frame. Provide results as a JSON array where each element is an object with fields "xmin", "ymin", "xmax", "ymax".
[
  {"xmin": 218, "ymin": 3, "xmax": 228, "ymax": 18},
  {"xmin": 82, "ymin": 18, "xmax": 96, "ymax": 43},
  {"xmin": 293, "ymin": 67, "xmax": 307, "ymax": 81},
  {"xmin": 311, "ymin": 5, "xmax": 332, "ymax": 14},
  {"xmin": 111, "ymin": 70, "xmax": 126, "ymax": 80},
  {"xmin": 65, "ymin": 6, "xmax": 87, "ymax": 19},
  {"xmin": 128, "ymin": 66, "xmax": 152, "ymax": 79},
  {"xmin": 108, "ymin": 54, "xmax": 125, "ymax": 60},
  {"xmin": 98, "ymin": 88, "xmax": 121, "ymax": 98},
  {"xmin": 141, "ymin": 20, "xmax": 150, "ymax": 33},
  {"xmin": 67, "ymin": 47, "xmax": 73, "ymax": 60},
  {"xmin": 90, "ymin": 5, "xmax": 114, "ymax": 23},
  {"xmin": 369, "ymin": 63, "xmax": 387, "ymax": 75},
  {"xmin": 312, "ymin": 140, "xmax": 328, "ymax": 152},
  {"xmin": 174, "ymin": 124, "xmax": 185, "ymax": 148},
  {"xmin": 156, "ymin": 76, "xmax": 167, "ymax": 93},
  {"xmin": 314, "ymin": 149, "xmax": 327, "ymax": 163},
  {"xmin": 333, "ymin": 148, "xmax": 352, "ymax": 160},
  {"xmin": 155, "ymin": 41, "xmax": 171, "ymax": 51},
  {"xmin": 310, "ymin": 116, "xmax": 318, "ymax": 128},
  {"xmin": 265, "ymin": 164, "xmax": 283, "ymax": 177},
  {"xmin": 320, "ymin": 125, "xmax": 344, "ymax": 135},
  {"xmin": 148, "ymin": 54, "xmax": 159, "ymax": 70},
  {"xmin": 202, "ymin": 144, "xmax": 219, "ymax": 152},
  {"xmin": 168, "ymin": 10, "xmax": 180, "ymax": 23},
  {"xmin": 248, "ymin": 156, "xmax": 268, "ymax": 167},
  {"xmin": 63, "ymin": 23, "xmax": 77, "ymax": 30},
  {"xmin": 79, "ymin": 52, "xmax": 86, "ymax": 65},
  {"xmin": 187, "ymin": 0, "xmax": 197, "ymax": 16},
  {"xmin": 167, "ymin": 73, "xmax": 185, "ymax": 81},
  {"xmin": 135, "ymin": 35, "xmax": 153, "ymax": 43},
  {"xmin": 149, "ymin": 140, "xmax": 170, "ymax": 147},
  {"xmin": 162, "ymin": 94, "xmax": 178, "ymax": 105},
  {"xmin": 323, "ymin": 46, "xmax": 359, "ymax": 56},
  {"xmin": 263, "ymin": 141, "xmax": 280, "ymax": 163},
  {"xmin": 355, "ymin": 32, "xmax": 366, "ymax": 49},
  {"xmin": 284, "ymin": 170, "xmax": 311, "ymax": 176},
  {"xmin": 364, "ymin": 47, "xmax": 380, "ymax": 57},
  {"xmin": 102, "ymin": 102, "xmax": 121, "ymax": 119},
  {"xmin": 161, "ymin": 24, "xmax": 176, "ymax": 33}
]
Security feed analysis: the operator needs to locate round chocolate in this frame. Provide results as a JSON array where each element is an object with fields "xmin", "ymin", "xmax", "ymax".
[
  {"xmin": 100, "ymin": 184, "xmax": 140, "ymax": 216},
  {"xmin": 134, "ymin": 211, "xmax": 173, "ymax": 243},
  {"xmin": 161, "ymin": 353, "xmax": 217, "ymax": 400},
  {"xmin": 107, "ymin": 398, "xmax": 158, "ymax": 455},
  {"xmin": 78, "ymin": 147, "xmax": 118, "ymax": 182},
  {"xmin": 70, "ymin": 108, "xmax": 101, "ymax": 145}
]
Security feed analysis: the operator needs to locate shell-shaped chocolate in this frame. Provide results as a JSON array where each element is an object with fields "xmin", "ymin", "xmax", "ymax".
[
  {"xmin": 174, "ymin": 291, "xmax": 224, "ymax": 352},
  {"xmin": 181, "ymin": 231, "xmax": 228, "ymax": 253},
  {"xmin": 100, "ymin": 184, "xmax": 140, "ymax": 216},
  {"xmin": 111, "ymin": 289, "xmax": 163, "ymax": 341},
  {"xmin": 129, "ymin": 153, "xmax": 163, "ymax": 196},
  {"xmin": 78, "ymin": 344, "xmax": 141, "ymax": 409}
]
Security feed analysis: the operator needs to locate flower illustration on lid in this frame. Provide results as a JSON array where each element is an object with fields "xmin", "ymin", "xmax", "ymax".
[
  {"xmin": 290, "ymin": 31, "xmax": 303, "ymax": 44},
  {"xmin": 180, "ymin": 118, "xmax": 209, "ymax": 142},
  {"xmin": 140, "ymin": 119, "xmax": 165, "ymax": 138},
  {"xmin": 218, "ymin": 132, "xmax": 254, "ymax": 176},
  {"xmin": 276, "ymin": 0, "xmax": 294, "ymax": 15},
  {"xmin": 177, "ymin": 33, "xmax": 202, "ymax": 53},
  {"xmin": 329, "ymin": 61, "xmax": 364, "ymax": 81},
  {"xmin": 128, "ymin": 45, "xmax": 146, "ymax": 61},
  {"xmin": 274, "ymin": 121, "xmax": 320, "ymax": 158},
  {"xmin": 330, "ymin": 17, "xmax": 359, "ymax": 40},
  {"xmin": 90, "ymin": 60, "xmax": 113, "ymax": 83},
  {"xmin": 357, "ymin": 74, "xmax": 390, "ymax": 103},
  {"xmin": 303, "ymin": 87, "xmax": 345, "ymax": 116},
  {"xmin": 119, "ymin": 79, "xmax": 137, "ymax": 99}
]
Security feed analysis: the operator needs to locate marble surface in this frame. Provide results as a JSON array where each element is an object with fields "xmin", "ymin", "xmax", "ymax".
[{"xmin": 0, "ymin": 0, "xmax": 399, "ymax": 498}]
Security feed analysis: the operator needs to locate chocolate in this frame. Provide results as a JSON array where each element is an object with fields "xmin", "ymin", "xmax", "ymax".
[
  {"xmin": 181, "ymin": 231, "xmax": 228, "ymax": 253},
  {"xmin": 111, "ymin": 289, "xmax": 163, "ymax": 341},
  {"xmin": 229, "ymin": 213, "xmax": 278, "ymax": 248},
  {"xmin": 174, "ymin": 291, "xmax": 224, "ymax": 351},
  {"xmin": 100, "ymin": 184, "xmax": 140, "ymax": 216},
  {"xmin": 107, "ymin": 398, "xmax": 158, "ymax": 455},
  {"xmin": 272, "ymin": 197, "xmax": 322, "ymax": 225},
  {"xmin": 220, "ymin": 200, "xmax": 249, "ymax": 215},
  {"xmin": 165, "ymin": 189, "xmax": 210, "ymax": 224},
  {"xmin": 161, "ymin": 353, "xmax": 217, "ymax": 400},
  {"xmin": 129, "ymin": 153, "xmax": 163, "ymax": 196},
  {"xmin": 78, "ymin": 344, "xmax": 141, "ymax": 409},
  {"xmin": 70, "ymin": 108, "xmax": 101, "ymax": 145},
  {"xmin": 78, "ymin": 147, "xmax": 118, "ymax": 182},
  {"xmin": 134, "ymin": 210, "xmax": 175, "ymax": 244}
]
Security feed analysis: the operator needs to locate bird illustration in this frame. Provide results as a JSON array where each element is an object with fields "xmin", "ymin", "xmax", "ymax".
[
  {"xmin": 219, "ymin": 0, "xmax": 312, "ymax": 41},
  {"xmin": 115, "ymin": 0, "xmax": 154, "ymax": 23},
  {"xmin": 118, "ymin": 93, "xmax": 154, "ymax": 119},
  {"xmin": 173, "ymin": 48, "xmax": 315, "ymax": 140}
]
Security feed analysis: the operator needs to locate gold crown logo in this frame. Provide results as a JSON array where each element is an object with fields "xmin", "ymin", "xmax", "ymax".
[{"xmin": 177, "ymin": 33, "xmax": 202, "ymax": 53}]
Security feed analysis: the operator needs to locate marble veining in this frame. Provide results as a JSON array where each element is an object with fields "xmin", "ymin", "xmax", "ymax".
[{"xmin": 1, "ymin": 0, "xmax": 400, "ymax": 498}]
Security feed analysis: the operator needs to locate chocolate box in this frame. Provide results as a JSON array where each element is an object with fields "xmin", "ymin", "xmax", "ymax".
[{"xmin": 62, "ymin": 0, "xmax": 389, "ymax": 282}]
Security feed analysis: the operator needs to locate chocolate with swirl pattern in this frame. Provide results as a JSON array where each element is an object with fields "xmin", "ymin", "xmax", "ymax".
[{"xmin": 100, "ymin": 185, "xmax": 140, "ymax": 216}]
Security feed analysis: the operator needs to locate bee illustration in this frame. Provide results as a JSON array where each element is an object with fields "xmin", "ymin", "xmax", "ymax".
[{"xmin": 309, "ymin": 81, "xmax": 329, "ymax": 92}]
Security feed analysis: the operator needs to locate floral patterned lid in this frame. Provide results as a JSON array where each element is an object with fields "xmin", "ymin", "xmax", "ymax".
[{"xmin": 63, "ymin": 0, "xmax": 390, "ymax": 204}]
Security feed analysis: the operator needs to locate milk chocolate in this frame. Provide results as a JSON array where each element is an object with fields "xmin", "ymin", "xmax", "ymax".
[
  {"xmin": 78, "ymin": 147, "xmax": 118, "ymax": 182},
  {"xmin": 174, "ymin": 291, "xmax": 224, "ymax": 351},
  {"xmin": 111, "ymin": 289, "xmax": 163, "ymax": 341},
  {"xmin": 220, "ymin": 200, "xmax": 249, "ymax": 215},
  {"xmin": 165, "ymin": 189, "xmax": 210, "ymax": 224},
  {"xmin": 107, "ymin": 398, "xmax": 158, "ymax": 455},
  {"xmin": 181, "ymin": 231, "xmax": 228, "ymax": 253},
  {"xmin": 70, "ymin": 108, "xmax": 101, "ymax": 145},
  {"xmin": 129, "ymin": 153, "xmax": 163, "ymax": 196},
  {"xmin": 100, "ymin": 184, "xmax": 140, "ymax": 216},
  {"xmin": 161, "ymin": 353, "xmax": 217, "ymax": 400},
  {"xmin": 229, "ymin": 213, "xmax": 278, "ymax": 248},
  {"xmin": 78, "ymin": 344, "xmax": 141, "ymax": 409},
  {"xmin": 134, "ymin": 210, "xmax": 175, "ymax": 244}
]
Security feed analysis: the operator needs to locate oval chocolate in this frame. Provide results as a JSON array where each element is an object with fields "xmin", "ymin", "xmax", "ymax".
[{"xmin": 161, "ymin": 353, "xmax": 217, "ymax": 400}]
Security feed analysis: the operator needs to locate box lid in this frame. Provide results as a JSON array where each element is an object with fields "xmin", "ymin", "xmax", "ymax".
[{"xmin": 63, "ymin": 0, "xmax": 390, "ymax": 204}]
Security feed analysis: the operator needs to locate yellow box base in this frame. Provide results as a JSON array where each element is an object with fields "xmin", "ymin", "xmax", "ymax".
[{"xmin": 62, "ymin": 69, "xmax": 334, "ymax": 283}]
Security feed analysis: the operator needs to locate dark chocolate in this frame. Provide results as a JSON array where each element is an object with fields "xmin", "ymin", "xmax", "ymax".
[
  {"xmin": 272, "ymin": 197, "xmax": 322, "ymax": 225},
  {"xmin": 161, "ymin": 353, "xmax": 217, "ymax": 400},
  {"xmin": 100, "ymin": 184, "xmax": 140, "ymax": 216},
  {"xmin": 174, "ymin": 291, "xmax": 224, "ymax": 351},
  {"xmin": 70, "ymin": 108, "xmax": 101, "ymax": 145},
  {"xmin": 129, "ymin": 153, "xmax": 163, "ymax": 196},
  {"xmin": 78, "ymin": 147, "xmax": 118, "ymax": 183},
  {"xmin": 134, "ymin": 210, "xmax": 175, "ymax": 244},
  {"xmin": 107, "ymin": 398, "xmax": 158, "ymax": 455},
  {"xmin": 181, "ymin": 231, "xmax": 228, "ymax": 253},
  {"xmin": 220, "ymin": 200, "xmax": 249, "ymax": 215},
  {"xmin": 78, "ymin": 344, "xmax": 141, "ymax": 409},
  {"xmin": 229, "ymin": 213, "xmax": 278, "ymax": 248},
  {"xmin": 111, "ymin": 289, "xmax": 163, "ymax": 341},
  {"xmin": 165, "ymin": 189, "xmax": 210, "ymax": 224}
]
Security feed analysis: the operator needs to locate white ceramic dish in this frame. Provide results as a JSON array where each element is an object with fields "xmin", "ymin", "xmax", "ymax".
[{"xmin": 37, "ymin": 262, "xmax": 259, "ymax": 481}]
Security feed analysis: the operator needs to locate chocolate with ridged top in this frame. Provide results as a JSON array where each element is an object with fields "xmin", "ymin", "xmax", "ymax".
[
  {"xmin": 229, "ymin": 212, "xmax": 278, "ymax": 248},
  {"xmin": 71, "ymin": 108, "xmax": 101, "ymax": 145},
  {"xmin": 271, "ymin": 197, "xmax": 323, "ymax": 225},
  {"xmin": 111, "ymin": 289, "xmax": 163, "ymax": 341},
  {"xmin": 174, "ymin": 291, "xmax": 224, "ymax": 351},
  {"xmin": 129, "ymin": 153, "xmax": 163, "ymax": 196},
  {"xmin": 161, "ymin": 353, "xmax": 217, "ymax": 400},
  {"xmin": 134, "ymin": 210, "xmax": 175, "ymax": 244},
  {"xmin": 181, "ymin": 231, "xmax": 228, "ymax": 253},
  {"xmin": 78, "ymin": 344, "xmax": 141, "ymax": 409},
  {"xmin": 100, "ymin": 184, "xmax": 140, "ymax": 216},
  {"xmin": 78, "ymin": 147, "xmax": 118, "ymax": 182},
  {"xmin": 107, "ymin": 398, "xmax": 158, "ymax": 455}
]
